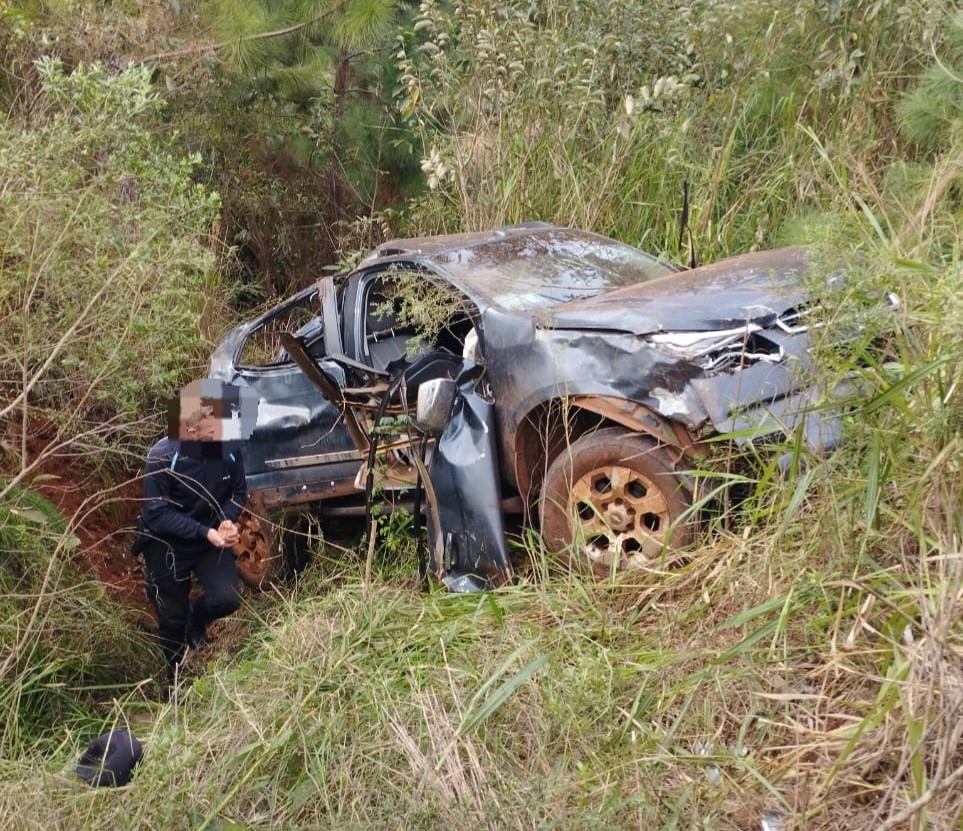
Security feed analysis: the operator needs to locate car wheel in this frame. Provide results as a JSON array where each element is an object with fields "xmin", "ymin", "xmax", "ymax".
[
  {"xmin": 232, "ymin": 509, "xmax": 276, "ymax": 588},
  {"xmin": 539, "ymin": 427, "xmax": 694, "ymax": 574}
]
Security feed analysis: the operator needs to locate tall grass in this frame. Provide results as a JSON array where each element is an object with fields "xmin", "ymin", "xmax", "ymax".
[
  {"xmin": 1, "ymin": 2, "xmax": 961, "ymax": 830},
  {"xmin": 397, "ymin": 0, "xmax": 951, "ymax": 261},
  {"xmin": 3, "ymin": 427, "xmax": 959, "ymax": 830},
  {"xmin": 0, "ymin": 554, "xmax": 814, "ymax": 829},
  {"xmin": 0, "ymin": 486, "xmax": 157, "ymax": 761}
]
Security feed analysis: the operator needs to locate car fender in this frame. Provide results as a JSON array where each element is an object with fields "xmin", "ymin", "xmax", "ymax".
[{"xmin": 512, "ymin": 395, "xmax": 707, "ymax": 502}]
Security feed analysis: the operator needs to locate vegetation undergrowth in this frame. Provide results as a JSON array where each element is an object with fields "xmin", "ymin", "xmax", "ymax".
[
  {"xmin": 1, "ymin": 1, "xmax": 961, "ymax": 830},
  {"xmin": 0, "ymin": 57, "xmax": 221, "ymax": 490},
  {"xmin": 0, "ymin": 485, "xmax": 156, "ymax": 760}
]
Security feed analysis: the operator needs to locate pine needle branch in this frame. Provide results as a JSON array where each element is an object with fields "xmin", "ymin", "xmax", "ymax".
[{"xmin": 141, "ymin": 1, "xmax": 350, "ymax": 64}]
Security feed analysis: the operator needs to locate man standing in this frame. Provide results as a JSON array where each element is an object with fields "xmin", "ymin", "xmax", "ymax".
[{"xmin": 140, "ymin": 379, "xmax": 253, "ymax": 685}]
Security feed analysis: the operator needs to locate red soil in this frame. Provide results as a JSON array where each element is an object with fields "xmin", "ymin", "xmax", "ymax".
[{"xmin": 18, "ymin": 435, "xmax": 148, "ymax": 610}]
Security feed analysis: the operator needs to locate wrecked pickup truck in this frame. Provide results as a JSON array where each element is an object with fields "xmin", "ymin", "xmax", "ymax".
[{"xmin": 211, "ymin": 222, "xmax": 840, "ymax": 588}]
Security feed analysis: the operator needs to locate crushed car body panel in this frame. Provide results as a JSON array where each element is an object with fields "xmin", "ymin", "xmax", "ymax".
[
  {"xmin": 547, "ymin": 247, "xmax": 809, "ymax": 333},
  {"xmin": 420, "ymin": 368, "xmax": 512, "ymax": 588},
  {"xmin": 476, "ymin": 246, "xmax": 825, "ymax": 460}
]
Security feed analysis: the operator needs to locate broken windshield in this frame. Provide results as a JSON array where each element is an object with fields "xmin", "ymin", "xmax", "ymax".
[{"xmin": 427, "ymin": 229, "xmax": 678, "ymax": 311}]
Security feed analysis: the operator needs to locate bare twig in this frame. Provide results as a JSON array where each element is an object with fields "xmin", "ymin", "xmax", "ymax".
[
  {"xmin": 363, "ymin": 518, "xmax": 377, "ymax": 599},
  {"xmin": 877, "ymin": 761, "xmax": 963, "ymax": 831},
  {"xmin": 0, "ymin": 263, "xmax": 122, "ymax": 422}
]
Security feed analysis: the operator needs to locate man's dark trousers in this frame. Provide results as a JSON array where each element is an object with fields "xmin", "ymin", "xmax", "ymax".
[{"xmin": 143, "ymin": 540, "xmax": 241, "ymax": 672}]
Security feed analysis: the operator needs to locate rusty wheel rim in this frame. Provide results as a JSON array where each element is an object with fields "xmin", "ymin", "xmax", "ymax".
[
  {"xmin": 233, "ymin": 511, "xmax": 272, "ymax": 586},
  {"xmin": 569, "ymin": 463, "xmax": 673, "ymax": 571}
]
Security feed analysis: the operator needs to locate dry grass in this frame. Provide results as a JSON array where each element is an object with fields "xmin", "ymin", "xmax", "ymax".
[
  {"xmin": 0, "ymin": 470, "xmax": 961, "ymax": 831},
  {"xmin": 3, "ymin": 3, "xmax": 963, "ymax": 829}
]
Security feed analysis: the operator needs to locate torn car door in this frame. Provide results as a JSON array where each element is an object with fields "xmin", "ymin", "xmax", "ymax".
[
  {"xmin": 413, "ymin": 362, "xmax": 513, "ymax": 591},
  {"xmin": 282, "ymin": 333, "xmax": 513, "ymax": 591},
  {"xmin": 209, "ymin": 286, "xmax": 364, "ymax": 510}
]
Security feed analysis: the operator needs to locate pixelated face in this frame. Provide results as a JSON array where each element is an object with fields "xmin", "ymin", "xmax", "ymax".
[
  {"xmin": 179, "ymin": 410, "xmax": 223, "ymax": 442},
  {"xmin": 168, "ymin": 379, "xmax": 259, "ymax": 443}
]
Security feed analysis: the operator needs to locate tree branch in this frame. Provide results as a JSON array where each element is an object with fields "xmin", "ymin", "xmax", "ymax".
[{"xmin": 141, "ymin": 1, "xmax": 351, "ymax": 64}]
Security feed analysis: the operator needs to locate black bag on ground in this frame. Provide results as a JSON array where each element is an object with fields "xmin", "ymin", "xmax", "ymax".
[{"xmin": 75, "ymin": 730, "xmax": 143, "ymax": 787}]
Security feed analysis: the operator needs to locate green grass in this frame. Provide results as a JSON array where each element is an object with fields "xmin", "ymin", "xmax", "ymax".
[
  {"xmin": 0, "ymin": 485, "xmax": 158, "ymax": 762},
  {"xmin": 2, "ymin": 2, "xmax": 962, "ymax": 829},
  {"xmin": 3, "ymin": 203, "xmax": 962, "ymax": 831},
  {"xmin": 2, "ymin": 460, "xmax": 960, "ymax": 829}
]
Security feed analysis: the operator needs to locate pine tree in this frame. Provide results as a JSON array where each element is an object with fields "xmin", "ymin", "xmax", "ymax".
[
  {"xmin": 895, "ymin": 11, "xmax": 963, "ymax": 243},
  {"xmin": 168, "ymin": 0, "xmax": 417, "ymax": 294}
]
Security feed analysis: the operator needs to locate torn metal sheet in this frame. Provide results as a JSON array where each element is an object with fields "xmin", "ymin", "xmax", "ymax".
[{"xmin": 419, "ymin": 368, "xmax": 512, "ymax": 588}]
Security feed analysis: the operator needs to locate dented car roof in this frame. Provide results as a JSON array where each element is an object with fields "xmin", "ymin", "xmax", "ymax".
[{"xmin": 362, "ymin": 225, "xmax": 680, "ymax": 312}]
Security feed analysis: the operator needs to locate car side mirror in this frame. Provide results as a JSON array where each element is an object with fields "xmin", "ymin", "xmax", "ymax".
[{"xmin": 416, "ymin": 378, "xmax": 457, "ymax": 438}]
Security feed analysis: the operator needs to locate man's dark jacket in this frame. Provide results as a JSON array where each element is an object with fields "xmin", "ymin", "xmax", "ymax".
[{"xmin": 140, "ymin": 437, "xmax": 246, "ymax": 550}]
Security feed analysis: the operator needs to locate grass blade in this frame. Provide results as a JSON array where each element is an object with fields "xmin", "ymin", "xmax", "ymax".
[{"xmin": 458, "ymin": 650, "xmax": 551, "ymax": 736}]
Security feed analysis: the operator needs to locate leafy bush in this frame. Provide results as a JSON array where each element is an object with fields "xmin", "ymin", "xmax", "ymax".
[{"xmin": 0, "ymin": 59, "xmax": 220, "ymax": 451}]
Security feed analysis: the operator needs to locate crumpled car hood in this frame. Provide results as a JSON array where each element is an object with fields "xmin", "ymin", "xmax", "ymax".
[{"xmin": 546, "ymin": 247, "xmax": 809, "ymax": 334}]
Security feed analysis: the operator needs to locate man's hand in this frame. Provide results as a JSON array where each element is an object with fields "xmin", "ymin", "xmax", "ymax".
[
  {"xmin": 217, "ymin": 519, "xmax": 240, "ymax": 547},
  {"xmin": 206, "ymin": 527, "xmax": 228, "ymax": 548}
]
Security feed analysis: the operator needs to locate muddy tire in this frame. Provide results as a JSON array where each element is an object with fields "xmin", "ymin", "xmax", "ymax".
[
  {"xmin": 232, "ymin": 509, "xmax": 276, "ymax": 588},
  {"xmin": 539, "ymin": 427, "xmax": 694, "ymax": 575}
]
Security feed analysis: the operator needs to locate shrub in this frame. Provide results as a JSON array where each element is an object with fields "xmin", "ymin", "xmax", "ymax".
[{"xmin": 0, "ymin": 58, "xmax": 220, "ymax": 459}]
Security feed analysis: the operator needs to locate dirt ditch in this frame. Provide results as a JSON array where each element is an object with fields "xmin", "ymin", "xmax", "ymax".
[{"xmin": 12, "ymin": 433, "xmax": 149, "ymax": 611}]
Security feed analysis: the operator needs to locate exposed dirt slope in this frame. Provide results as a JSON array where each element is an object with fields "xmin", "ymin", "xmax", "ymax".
[{"xmin": 18, "ymin": 436, "xmax": 148, "ymax": 611}]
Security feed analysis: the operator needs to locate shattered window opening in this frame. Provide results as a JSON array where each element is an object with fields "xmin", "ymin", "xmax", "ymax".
[
  {"xmin": 363, "ymin": 267, "xmax": 477, "ymax": 366},
  {"xmin": 238, "ymin": 291, "xmax": 323, "ymax": 369}
]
